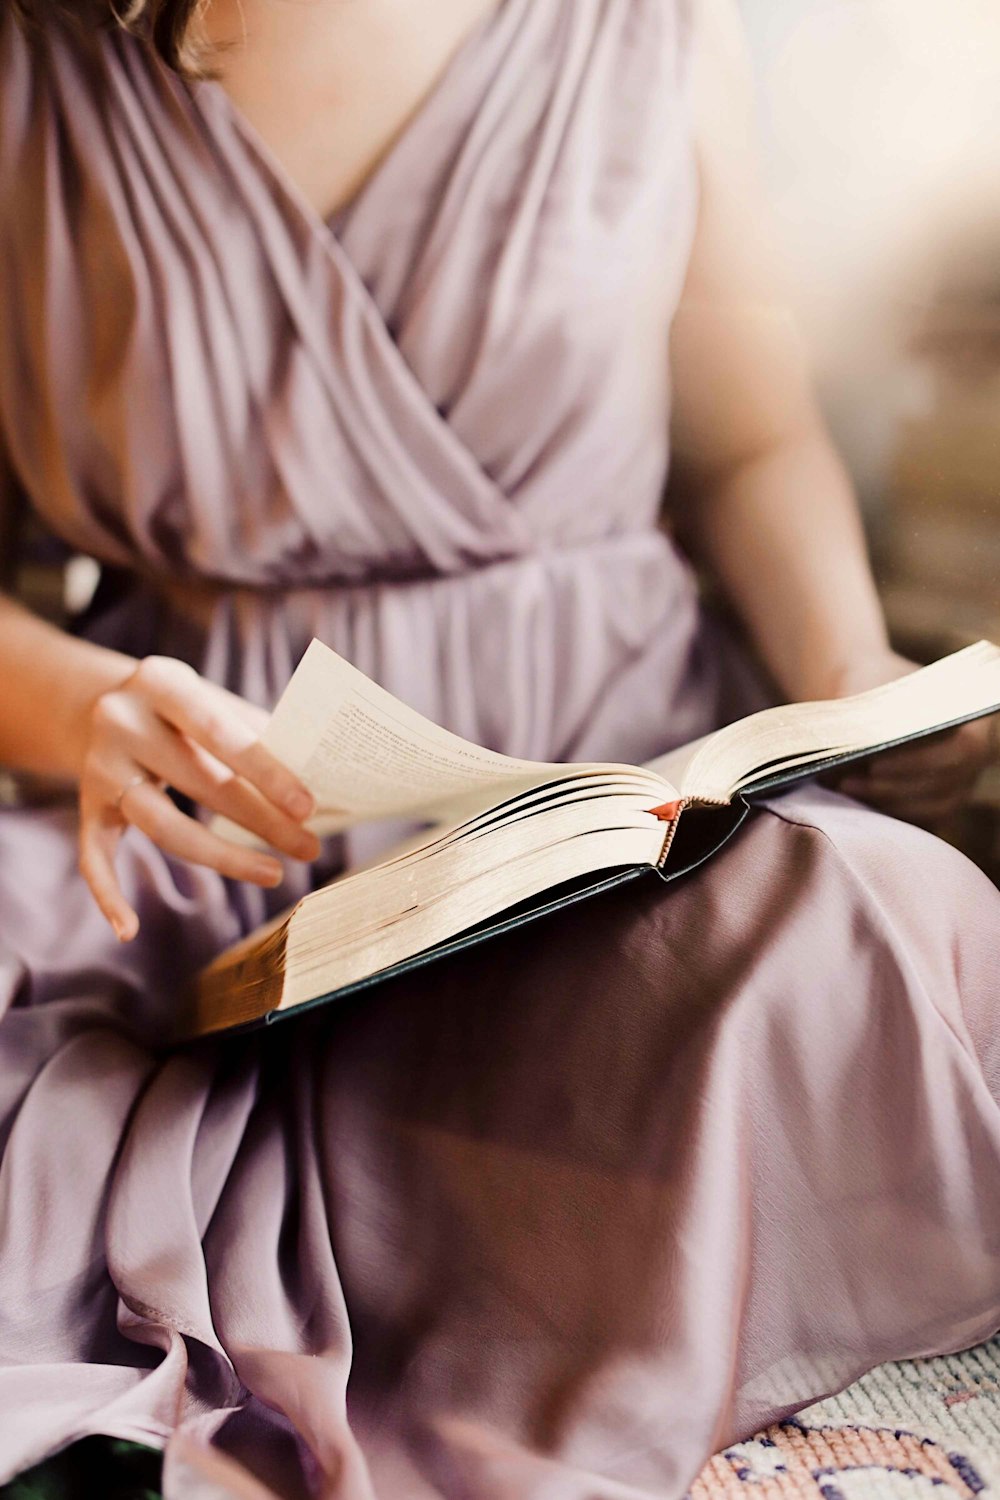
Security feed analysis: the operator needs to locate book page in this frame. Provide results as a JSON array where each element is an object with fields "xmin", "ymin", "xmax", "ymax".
[
  {"xmin": 681, "ymin": 641, "xmax": 1000, "ymax": 805},
  {"xmin": 644, "ymin": 735, "xmax": 713, "ymax": 793},
  {"xmin": 211, "ymin": 640, "xmax": 672, "ymax": 845},
  {"xmin": 280, "ymin": 814, "xmax": 664, "ymax": 1013}
]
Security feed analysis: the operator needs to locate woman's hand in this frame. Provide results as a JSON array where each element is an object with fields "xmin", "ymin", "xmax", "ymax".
[
  {"xmin": 76, "ymin": 655, "xmax": 320, "ymax": 942},
  {"xmin": 819, "ymin": 648, "xmax": 997, "ymax": 830}
]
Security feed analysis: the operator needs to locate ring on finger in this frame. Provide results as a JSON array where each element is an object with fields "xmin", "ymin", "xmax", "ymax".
[{"xmin": 114, "ymin": 771, "xmax": 155, "ymax": 816}]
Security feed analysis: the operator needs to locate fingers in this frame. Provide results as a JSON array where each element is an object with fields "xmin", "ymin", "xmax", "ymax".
[
  {"xmin": 79, "ymin": 760, "xmax": 295, "ymax": 942},
  {"xmin": 833, "ymin": 780, "xmax": 949, "ymax": 830},
  {"xmin": 78, "ymin": 807, "xmax": 138, "ymax": 943},
  {"xmin": 851, "ymin": 725, "xmax": 988, "ymax": 781},
  {"xmin": 839, "ymin": 759, "xmax": 973, "ymax": 802},
  {"xmin": 119, "ymin": 778, "xmax": 287, "ymax": 887},
  {"xmin": 89, "ymin": 674, "xmax": 320, "ymax": 858},
  {"xmin": 127, "ymin": 723, "xmax": 321, "ymax": 863},
  {"xmin": 828, "ymin": 720, "xmax": 994, "ymax": 827},
  {"xmin": 186, "ymin": 749, "xmax": 322, "ymax": 861},
  {"xmin": 836, "ymin": 768, "xmax": 971, "ymax": 831},
  {"xmin": 832, "ymin": 770, "xmax": 950, "ymax": 826},
  {"xmin": 125, "ymin": 657, "xmax": 315, "ymax": 821},
  {"xmin": 78, "ymin": 659, "xmax": 324, "ymax": 942}
]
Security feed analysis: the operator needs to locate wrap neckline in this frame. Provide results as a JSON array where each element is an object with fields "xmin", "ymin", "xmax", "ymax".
[{"xmin": 186, "ymin": 0, "xmax": 518, "ymax": 244}]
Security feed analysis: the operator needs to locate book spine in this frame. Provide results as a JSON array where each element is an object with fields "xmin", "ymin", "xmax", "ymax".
[{"xmin": 653, "ymin": 800, "xmax": 686, "ymax": 871}]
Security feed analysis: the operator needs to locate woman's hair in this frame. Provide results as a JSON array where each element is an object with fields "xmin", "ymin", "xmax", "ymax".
[{"xmin": 8, "ymin": 0, "xmax": 203, "ymax": 73}]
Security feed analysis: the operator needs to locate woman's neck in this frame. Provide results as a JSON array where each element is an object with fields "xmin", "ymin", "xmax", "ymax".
[{"xmin": 196, "ymin": 0, "xmax": 500, "ymax": 222}]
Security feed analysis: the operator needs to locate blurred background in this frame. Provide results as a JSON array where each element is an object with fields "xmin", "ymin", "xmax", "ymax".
[{"xmin": 741, "ymin": 0, "xmax": 1000, "ymax": 873}]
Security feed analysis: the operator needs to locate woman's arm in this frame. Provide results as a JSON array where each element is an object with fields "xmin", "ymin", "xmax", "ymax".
[
  {"xmin": 668, "ymin": 0, "xmax": 890, "ymax": 703},
  {"xmin": 0, "ymin": 590, "xmax": 319, "ymax": 939},
  {"xmin": 668, "ymin": 0, "xmax": 993, "ymax": 822},
  {"xmin": 0, "ymin": 591, "xmax": 135, "ymax": 779}
]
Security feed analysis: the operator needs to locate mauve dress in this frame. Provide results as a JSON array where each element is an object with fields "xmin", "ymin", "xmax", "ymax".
[{"xmin": 1, "ymin": 4, "xmax": 1000, "ymax": 1498}]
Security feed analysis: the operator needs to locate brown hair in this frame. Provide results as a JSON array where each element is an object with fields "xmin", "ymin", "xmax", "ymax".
[{"xmin": 8, "ymin": 0, "xmax": 205, "ymax": 73}]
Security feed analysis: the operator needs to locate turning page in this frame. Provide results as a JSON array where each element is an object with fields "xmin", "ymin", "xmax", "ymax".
[{"xmin": 212, "ymin": 640, "xmax": 668, "ymax": 844}]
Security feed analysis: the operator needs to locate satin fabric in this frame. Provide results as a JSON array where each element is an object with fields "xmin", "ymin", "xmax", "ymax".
[{"xmin": 1, "ymin": 4, "xmax": 999, "ymax": 1497}]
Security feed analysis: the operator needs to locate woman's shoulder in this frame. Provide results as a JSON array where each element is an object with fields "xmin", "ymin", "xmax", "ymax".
[
  {"xmin": 1, "ymin": 8, "xmax": 66, "ymax": 141},
  {"xmin": 0, "ymin": 10, "xmax": 42, "ymax": 167},
  {"xmin": 0, "ymin": 7, "xmax": 133, "ymax": 186},
  {"xmin": 0, "ymin": 5, "xmax": 66, "ymax": 79},
  {"xmin": 0, "ymin": 6, "xmax": 120, "ymax": 108},
  {"xmin": 1, "ymin": 8, "xmax": 30, "ymax": 79}
]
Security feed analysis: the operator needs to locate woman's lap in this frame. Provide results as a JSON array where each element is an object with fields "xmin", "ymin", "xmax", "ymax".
[
  {"xmin": 303, "ymin": 784, "xmax": 1000, "ymax": 1494},
  {"xmin": 0, "ymin": 784, "xmax": 998, "ymax": 1497}
]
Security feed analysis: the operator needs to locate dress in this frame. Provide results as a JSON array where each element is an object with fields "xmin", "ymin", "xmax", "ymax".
[{"xmin": 1, "ymin": 4, "xmax": 1000, "ymax": 1497}]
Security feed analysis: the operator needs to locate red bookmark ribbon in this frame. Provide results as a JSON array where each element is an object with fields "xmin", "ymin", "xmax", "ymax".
[{"xmin": 649, "ymin": 800, "xmax": 683, "ymax": 823}]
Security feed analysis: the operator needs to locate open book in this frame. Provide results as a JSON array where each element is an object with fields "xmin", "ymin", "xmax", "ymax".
[{"xmin": 185, "ymin": 639, "xmax": 1000, "ymax": 1038}]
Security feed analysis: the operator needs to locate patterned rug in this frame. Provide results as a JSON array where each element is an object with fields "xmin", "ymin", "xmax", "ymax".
[
  {"xmin": 3, "ymin": 1341, "xmax": 1000, "ymax": 1498},
  {"xmin": 693, "ymin": 1339, "xmax": 1000, "ymax": 1500}
]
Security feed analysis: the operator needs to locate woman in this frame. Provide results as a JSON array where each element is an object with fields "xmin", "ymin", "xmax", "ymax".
[{"xmin": 0, "ymin": 1, "xmax": 998, "ymax": 1496}]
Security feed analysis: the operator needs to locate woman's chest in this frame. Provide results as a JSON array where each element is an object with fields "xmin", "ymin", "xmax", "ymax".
[
  {"xmin": 0, "ymin": 1, "xmax": 697, "ymax": 577},
  {"xmin": 199, "ymin": 0, "xmax": 501, "ymax": 224}
]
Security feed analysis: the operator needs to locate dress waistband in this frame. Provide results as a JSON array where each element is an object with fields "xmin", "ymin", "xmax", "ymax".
[{"xmin": 135, "ymin": 530, "xmax": 684, "ymax": 631}]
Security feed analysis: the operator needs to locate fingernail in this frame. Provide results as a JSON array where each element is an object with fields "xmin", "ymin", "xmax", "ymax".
[
  {"xmin": 297, "ymin": 832, "xmax": 322, "ymax": 861},
  {"xmin": 254, "ymin": 859, "xmax": 284, "ymax": 886},
  {"xmin": 285, "ymin": 787, "xmax": 314, "ymax": 820}
]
